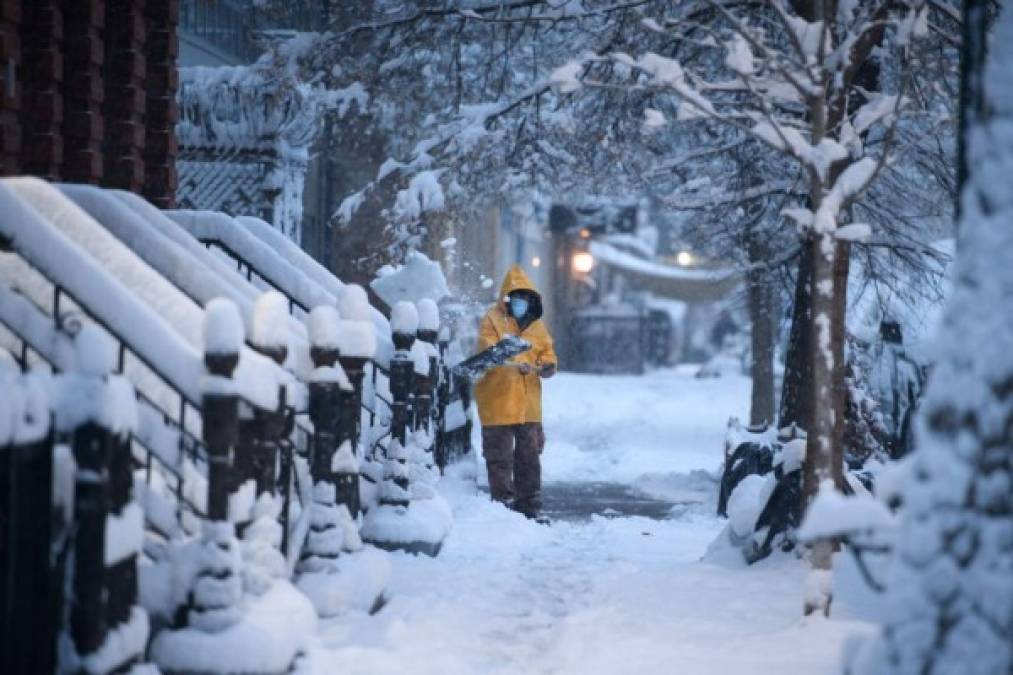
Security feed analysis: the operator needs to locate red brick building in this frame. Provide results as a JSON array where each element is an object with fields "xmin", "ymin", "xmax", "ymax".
[{"xmin": 0, "ymin": 0, "xmax": 179, "ymax": 207}]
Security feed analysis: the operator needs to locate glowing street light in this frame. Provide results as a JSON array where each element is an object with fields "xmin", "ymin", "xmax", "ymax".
[
  {"xmin": 676, "ymin": 250, "xmax": 694, "ymax": 267},
  {"xmin": 531, "ymin": 256, "xmax": 542, "ymax": 268},
  {"xmin": 572, "ymin": 251, "xmax": 595, "ymax": 274}
]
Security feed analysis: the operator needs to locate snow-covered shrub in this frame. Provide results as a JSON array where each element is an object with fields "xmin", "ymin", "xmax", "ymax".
[
  {"xmin": 187, "ymin": 522, "xmax": 243, "ymax": 633},
  {"xmin": 241, "ymin": 494, "xmax": 286, "ymax": 596}
]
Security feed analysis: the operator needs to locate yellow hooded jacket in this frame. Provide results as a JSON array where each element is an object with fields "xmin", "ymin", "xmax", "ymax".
[{"xmin": 474, "ymin": 265, "xmax": 558, "ymax": 426}]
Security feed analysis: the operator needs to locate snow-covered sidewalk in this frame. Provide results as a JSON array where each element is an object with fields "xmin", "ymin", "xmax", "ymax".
[{"xmin": 305, "ymin": 368, "xmax": 875, "ymax": 674}]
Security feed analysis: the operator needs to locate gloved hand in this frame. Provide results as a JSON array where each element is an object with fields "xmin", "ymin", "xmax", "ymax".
[{"xmin": 539, "ymin": 363, "xmax": 557, "ymax": 379}]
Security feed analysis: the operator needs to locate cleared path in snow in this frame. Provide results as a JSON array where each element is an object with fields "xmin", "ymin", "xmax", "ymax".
[{"xmin": 309, "ymin": 368, "xmax": 872, "ymax": 674}]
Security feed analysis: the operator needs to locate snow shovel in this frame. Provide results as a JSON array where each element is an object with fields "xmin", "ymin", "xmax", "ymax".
[{"xmin": 451, "ymin": 335, "xmax": 531, "ymax": 380}]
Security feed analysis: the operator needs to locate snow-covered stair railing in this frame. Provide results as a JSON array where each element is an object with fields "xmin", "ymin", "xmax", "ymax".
[
  {"xmin": 0, "ymin": 175, "xmax": 464, "ymax": 670},
  {"xmin": 361, "ymin": 301, "xmax": 453, "ymax": 557},
  {"xmin": 1, "ymin": 328, "xmax": 153, "ymax": 673},
  {"xmin": 150, "ymin": 300, "xmax": 316, "ymax": 675}
]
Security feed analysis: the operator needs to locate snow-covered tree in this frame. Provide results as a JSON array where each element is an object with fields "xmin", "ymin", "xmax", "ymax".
[
  {"xmin": 852, "ymin": 2, "xmax": 1013, "ymax": 671},
  {"xmin": 558, "ymin": 0, "xmax": 940, "ymax": 615}
]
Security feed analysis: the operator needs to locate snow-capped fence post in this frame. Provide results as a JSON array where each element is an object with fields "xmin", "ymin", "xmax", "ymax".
[
  {"xmin": 1, "ymin": 369, "xmax": 56, "ymax": 674},
  {"xmin": 202, "ymin": 300, "xmax": 243, "ymax": 523},
  {"xmin": 166, "ymin": 299, "xmax": 247, "ymax": 648},
  {"xmin": 387, "ymin": 303, "xmax": 417, "ymax": 503},
  {"xmin": 306, "ymin": 306, "xmax": 353, "ymax": 499},
  {"xmin": 434, "ymin": 327, "xmax": 452, "ymax": 470},
  {"xmin": 415, "ymin": 299, "xmax": 440, "ymax": 443},
  {"xmin": 245, "ymin": 292, "xmax": 292, "ymax": 500},
  {"xmin": 65, "ymin": 327, "xmax": 147, "ymax": 672}
]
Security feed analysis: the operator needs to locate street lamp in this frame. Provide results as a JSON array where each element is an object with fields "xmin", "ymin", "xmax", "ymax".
[
  {"xmin": 572, "ymin": 251, "xmax": 595, "ymax": 274},
  {"xmin": 676, "ymin": 250, "xmax": 694, "ymax": 267}
]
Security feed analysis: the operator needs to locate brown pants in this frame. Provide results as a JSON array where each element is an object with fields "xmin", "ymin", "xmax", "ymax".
[{"xmin": 482, "ymin": 423, "xmax": 545, "ymax": 516}]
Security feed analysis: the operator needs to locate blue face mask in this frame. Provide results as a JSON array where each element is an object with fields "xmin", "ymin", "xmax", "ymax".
[{"xmin": 510, "ymin": 297, "xmax": 530, "ymax": 319}]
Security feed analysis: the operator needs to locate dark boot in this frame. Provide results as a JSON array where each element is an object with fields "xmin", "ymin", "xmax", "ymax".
[{"xmin": 513, "ymin": 423, "xmax": 544, "ymax": 519}]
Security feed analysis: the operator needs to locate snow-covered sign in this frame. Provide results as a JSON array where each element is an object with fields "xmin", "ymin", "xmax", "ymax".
[{"xmin": 371, "ymin": 251, "xmax": 450, "ymax": 308}]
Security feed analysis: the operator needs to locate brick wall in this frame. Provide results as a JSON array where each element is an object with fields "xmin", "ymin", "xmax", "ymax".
[
  {"xmin": 0, "ymin": 0, "xmax": 178, "ymax": 205},
  {"xmin": 143, "ymin": 0, "xmax": 178, "ymax": 207},
  {"xmin": 21, "ymin": 0, "xmax": 63, "ymax": 179},
  {"xmin": 0, "ymin": 0, "xmax": 21, "ymax": 174}
]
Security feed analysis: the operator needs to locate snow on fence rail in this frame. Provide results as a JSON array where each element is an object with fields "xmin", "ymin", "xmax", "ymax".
[
  {"xmin": 167, "ymin": 209, "xmax": 335, "ymax": 312},
  {"xmin": 0, "ymin": 178, "xmax": 466, "ymax": 674}
]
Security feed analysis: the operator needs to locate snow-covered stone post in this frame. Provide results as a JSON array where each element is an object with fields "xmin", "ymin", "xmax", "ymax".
[
  {"xmin": 434, "ymin": 324, "xmax": 454, "ymax": 470},
  {"xmin": 415, "ymin": 299, "xmax": 440, "ymax": 434},
  {"xmin": 301, "ymin": 307, "xmax": 357, "ymax": 582},
  {"xmin": 202, "ymin": 299, "xmax": 242, "ymax": 523},
  {"xmin": 246, "ymin": 291, "xmax": 292, "ymax": 498},
  {"xmin": 336, "ymin": 285, "xmax": 378, "ymax": 518},
  {"xmin": 185, "ymin": 299, "xmax": 246, "ymax": 640},
  {"xmin": 1, "ymin": 362, "xmax": 56, "ymax": 674},
  {"xmin": 306, "ymin": 306, "xmax": 355, "ymax": 502},
  {"xmin": 386, "ymin": 301, "xmax": 417, "ymax": 505},
  {"xmin": 64, "ymin": 327, "xmax": 147, "ymax": 672}
]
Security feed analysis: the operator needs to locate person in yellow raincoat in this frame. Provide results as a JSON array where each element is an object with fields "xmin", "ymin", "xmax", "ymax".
[{"xmin": 474, "ymin": 265, "xmax": 557, "ymax": 519}]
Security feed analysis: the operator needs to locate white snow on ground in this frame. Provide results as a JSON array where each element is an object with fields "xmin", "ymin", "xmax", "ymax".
[
  {"xmin": 541, "ymin": 365, "xmax": 749, "ymax": 484},
  {"xmin": 306, "ymin": 368, "xmax": 874, "ymax": 674}
]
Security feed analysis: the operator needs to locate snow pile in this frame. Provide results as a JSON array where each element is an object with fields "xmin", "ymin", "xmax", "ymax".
[
  {"xmin": 150, "ymin": 578, "xmax": 316, "ymax": 674},
  {"xmin": 393, "ymin": 170, "xmax": 446, "ymax": 221},
  {"xmin": 251, "ymin": 291, "xmax": 290, "ymax": 352},
  {"xmin": 53, "ymin": 327, "xmax": 139, "ymax": 437},
  {"xmin": 340, "ymin": 318, "xmax": 377, "ymax": 359},
  {"xmin": 411, "ymin": 339, "xmax": 436, "ymax": 376},
  {"xmin": 372, "ymin": 251, "xmax": 450, "ymax": 307},
  {"xmin": 296, "ymin": 483, "xmax": 390, "ymax": 615},
  {"xmin": 726, "ymin": 474, "xmax": 775, "ymax": 540},
  {"xmin": 241, "ymin": 494, "xmax": 287, "ymax": 596},
  {"xmin": 391, "ymin": 301, "xmax": 420, "ymax": 335},
  {"xmin": 331, "ymin": 440, "xmax": 359, "ymax": 474},
  {"xmin": 336, "ymin": 285, "xmax": 377, "ymax": 359},
  {"xmin": 797, "ymin": 480, "xmax": 895, "ymax": 542},
  {"xmin": 408, "ymin": 429, "xmax": 439, "ymax": 494},
  {"xmin": 338, "ymin": 284, "xmax": 371, "ymax": 321},
  {"xmin": 361, "ymin": 431, "xmax": 452, "ymax": 554},
  {"xmin": 296, "ymin": 544, "xmax": 392, "ymax": 616},
  {"xmin": 308, "ymin": 305, "xmax": 341, "ymax": 350},
  {"xmin": 186, "ymin": 522, "xmax": 244, "ymax": 632},
  {"xmin": 204, "ymin": 298, "xmax": 245, "ymax": 356},
  {"xmin": 297, "ymin": 483, "xmax": 345, "ymax": 576},
  {"xmin": 104, "ymin": 501, "xmax": 145, "ymax": 567},
  {"xmin": 74, "ymin": 323, "xmax": 117, "ymax": 376},
  {"xmin": 360, "ymin": 495, "xmax": 453, "ymax": 554},
  {"xmin": 416, "ymin": 298, "xmax": 440, "ymax": 332}
]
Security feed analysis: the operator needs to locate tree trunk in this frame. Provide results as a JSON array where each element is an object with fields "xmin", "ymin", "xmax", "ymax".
[
  {"xmin": 779, "ymin": 241, "xmax": 813, "ymax": 431},
  {"xmin": 802, "ymin": 233, "xmax": 838, "ymax": 617},
  {"xmin": 829, "ymin": 240, "xmax": 851, "ymax": 483},
  {"xmin": 747, "ymin": 266, "xmax": 777, "ymax": 427}
]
